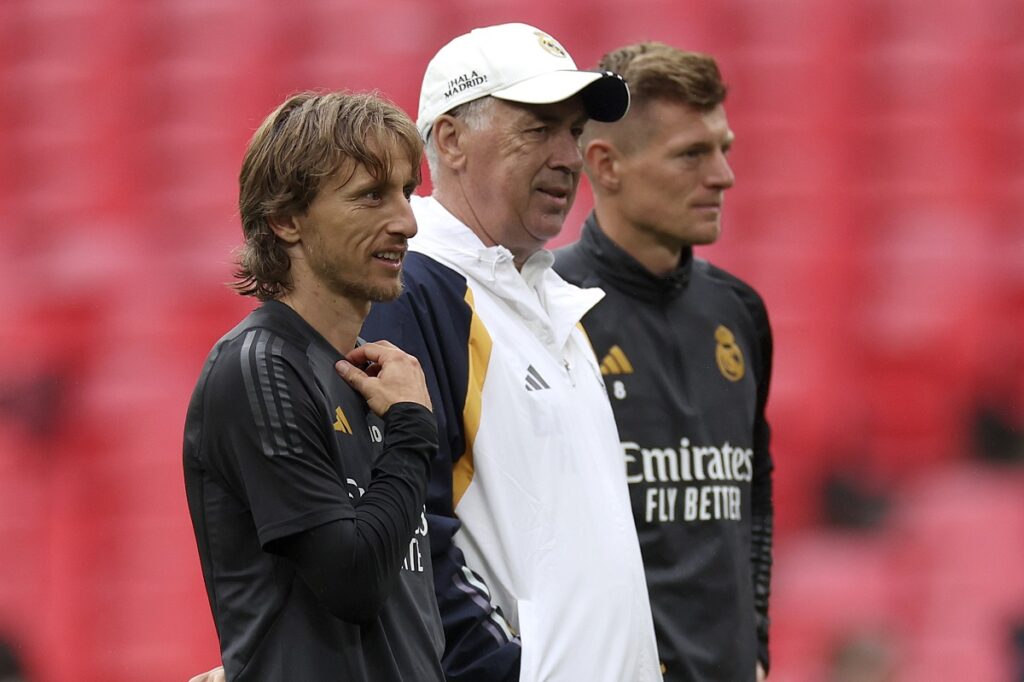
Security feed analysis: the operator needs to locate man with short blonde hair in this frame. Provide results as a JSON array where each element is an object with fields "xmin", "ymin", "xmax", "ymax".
[{"xmin": 556, "ymin": 42, "xmax": 775, "ymax": 682}]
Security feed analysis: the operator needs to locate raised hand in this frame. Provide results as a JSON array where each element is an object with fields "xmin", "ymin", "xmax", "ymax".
[{"xmin": 335, "ymin": 341, "xmax": 432, "ymax": 416}]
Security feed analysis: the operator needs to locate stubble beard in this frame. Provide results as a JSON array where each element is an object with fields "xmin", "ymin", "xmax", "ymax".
[
  {"xmin": 333, "ymin": 276, "xmax": 403, "ymax": 304},
  {"xmin": 307, "ymin": 246, "xmax": 404, "ymax": 304}
]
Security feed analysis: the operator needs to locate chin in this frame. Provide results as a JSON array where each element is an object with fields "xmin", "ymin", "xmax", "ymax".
[
  {"xmin": 369, "ymin": 281, "xmax": 404, "ymax": 303},
  {"xmin": 528, "ymin": 220, "xmax": 566, "ymax": 244},
  {"xmin": 333, "ymin": 277, "xmax": 403, "ymax": 304},
  {"xmin": 687, "ymin": 224, "xmax": 721, "ymax": 246}
]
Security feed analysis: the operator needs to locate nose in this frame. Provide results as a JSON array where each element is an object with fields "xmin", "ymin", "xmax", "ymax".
[
  {"xmin": 707, "ymin": 150, "xmax": 735, "ymax": 190},
  {"xmin": 388, "ymin": 197, "xmax": 418, "ymax": 238},
  {"xmin": 548, "ymin": 128, "xmax": 584, "ymax": 174}
]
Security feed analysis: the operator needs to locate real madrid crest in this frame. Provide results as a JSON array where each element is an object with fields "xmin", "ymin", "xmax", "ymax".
[
  {"xmin": 534, "ymin": 31, "xmax": 568, "ymax": 58},
  {"xmin": 714, "ymin": 325, "xmax": 745, "ymax": 382}
]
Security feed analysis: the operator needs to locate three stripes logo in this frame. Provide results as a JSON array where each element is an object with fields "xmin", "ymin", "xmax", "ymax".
[
  {"xmin": 599, "ymin": 345, "xmax": 634, "ymax": 376},
  {"xmin": 333, "ymin": 406, "xmax": 353, "ymax": 434},
  {"xmin": 524, "ymin": 365, "xmax": 550, "ymax": 392}
]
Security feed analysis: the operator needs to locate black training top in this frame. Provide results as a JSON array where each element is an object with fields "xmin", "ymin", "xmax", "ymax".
[
  {"xmin": 183, "ymin": 300, "xmax": 445, "ymax": 681},
  {"xmin": 555, "ymin": 215, "xmax": 774, "ymax": 682}
]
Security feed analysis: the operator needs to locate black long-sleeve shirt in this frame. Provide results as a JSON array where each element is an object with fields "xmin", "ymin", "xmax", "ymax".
[
  {"xmin": 183, "ymin": 301, "xmax": 445, "ymax": 681},
  {"xmin": 555, "ymin": 215, "xmax": 775, "ymax": 682}
]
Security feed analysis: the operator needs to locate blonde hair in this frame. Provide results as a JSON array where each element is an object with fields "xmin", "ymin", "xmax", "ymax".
[
  {"xmin": 584, "ymin": 43, "xmax": 728, "ymax": 155},
  {"xmin": 599, "ymin": 42, "xmax": 726, "ymax": 112}
]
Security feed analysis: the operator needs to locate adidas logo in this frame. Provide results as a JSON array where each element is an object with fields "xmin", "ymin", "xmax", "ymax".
[
  {"xmin": 333, "ymin": 406, "xmax": 353, "ymax": 434},
  {"xmin": 599, "ymin": 345, "xmax": 634, "ymax": 376},
  {"xmin": 524, "ymin": 365, "xmax": 550, "ymax": 391}
]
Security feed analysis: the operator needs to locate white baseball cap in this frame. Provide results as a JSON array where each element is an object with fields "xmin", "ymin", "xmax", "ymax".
[{"xmin": 417, "ymin": 22, "xmax": 630, "ymax": 140}]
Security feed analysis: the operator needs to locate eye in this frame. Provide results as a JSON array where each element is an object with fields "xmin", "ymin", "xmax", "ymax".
[
  {"xmin": 571, "ymin": 126, "xmax": 585, "ymax": 139},
  {"xmin": 363, "ymin": 190, "xmax": 383, "ymax": 202},
  {"xmin": 403, "ymin": 184, "xmax": 416, "ymax": 201},
  {"xmin": 680, "ymin": 146, "xmax": 706, "ymax": 161}
]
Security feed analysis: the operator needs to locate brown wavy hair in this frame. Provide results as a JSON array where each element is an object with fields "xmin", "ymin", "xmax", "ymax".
[{"xmin": 233, "ymin": 91, "xmax": 422, "ymax": 300}]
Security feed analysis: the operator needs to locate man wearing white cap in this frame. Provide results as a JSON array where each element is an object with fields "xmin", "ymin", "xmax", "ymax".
[{"xmin": 362, "ymin": 22, "xmax": 663, "ymax": 682}]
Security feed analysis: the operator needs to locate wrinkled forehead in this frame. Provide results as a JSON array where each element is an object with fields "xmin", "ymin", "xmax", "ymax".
[{"xmin": 493, "ymin": 94, "xmax": 589, "ymax": 125}]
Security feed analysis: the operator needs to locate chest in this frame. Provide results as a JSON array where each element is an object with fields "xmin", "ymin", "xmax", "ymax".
[
  {"xmin": 308, "ymin": 354, "xmax": 385, "ymax": 495},
  {"xmin": 583, "ymin": 292, "xmax": 758, "ymax": 444},
  {"xmin": 477, "ymin": 293, "xmax": 606, "ymax": 417}
]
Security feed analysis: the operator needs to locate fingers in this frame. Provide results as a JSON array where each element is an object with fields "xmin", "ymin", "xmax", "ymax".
[
  {"xmin": 335, "ymin": 359, "xmax": 369, "ymax": 390},
  {"xmin": 345, "ymin": 340, "xmax": 399, "ymax": 367},
  {"xmin": 345, "ymin": 341, "xmax": 401, "ymax": 379},
  {"xmin": 336, "ymin": 341, "xmax": 431, "ymax": 416}
]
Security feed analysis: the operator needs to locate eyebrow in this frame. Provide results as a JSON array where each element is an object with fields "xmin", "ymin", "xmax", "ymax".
[
  {"xmin": 678, "ymin": 131, "xmax": 735, "ymax": 150},
  {"xmin": 338, "ymin": 175, "xmax": 380, "ymax": 195},
  {"xmin": 526, "ymin": 111, "xmax": 590, "ymax": 131}
]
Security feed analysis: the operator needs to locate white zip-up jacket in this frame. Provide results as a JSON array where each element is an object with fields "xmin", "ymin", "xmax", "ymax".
[{"xmin": 362, "ymin": 196, "xmax": 662, "ymax": 682}]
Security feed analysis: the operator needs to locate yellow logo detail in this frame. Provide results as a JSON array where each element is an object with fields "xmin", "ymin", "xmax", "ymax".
[
  {"xmin": 715, "ymin": 325, "xmax": 745, "ymax": 382},
  {"xmin": 333, "ymin": 406, "xmax": 353, "ymax": 434},
  {"xmin": 600, "ymin": 345, "xmax": 634, "ymax": 376},
  {"xmin": 535, "ymin": 31, "xmax": 568, "ymax": 58}
]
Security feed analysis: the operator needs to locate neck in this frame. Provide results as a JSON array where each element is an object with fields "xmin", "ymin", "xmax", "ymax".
[
  {"xmin": 594, "ymin": 203, "xmax": 684, "ymax": 277},
  {"xmin": 432, "ymin": 184, "xmax": 540, "ymax": 271},
  {"xmin": 433, "ymin": 183, "xmax": 489, "ymax": 243},
  {"xmin": 278, "ymin": 268, "xmax": 367, "ymax": 355}
]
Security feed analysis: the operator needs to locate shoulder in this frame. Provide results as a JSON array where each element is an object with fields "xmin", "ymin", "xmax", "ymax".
[
  {"xmin": 695, "ymin": 259, "xmax": 770, "ymax": 329},
  {"xmin": 202, "ymin": 314, "xmax": 315, "ymax": 406},
  {"xmin": 363, "ymin": 253, "xmax": 474, "ymax": 350},
  {"xmin": 186, "ymin": 314, "xmax": 315, "ymax": 449},
  {"xmin": 228, "ymin": 319, "xmax": 309, "ymax": 372},
  {"xmin": 552, "ymin": 241, "xmax": 596, "ymax": 288},
  {"xmin": 399, "ymin": 252, "xmax": 470, "ymax": 303}
]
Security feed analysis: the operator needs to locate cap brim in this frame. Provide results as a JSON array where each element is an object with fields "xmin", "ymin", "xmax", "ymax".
[{"xmin": 491, "ymin": 70, "xmax": 629, "ymax": 122}]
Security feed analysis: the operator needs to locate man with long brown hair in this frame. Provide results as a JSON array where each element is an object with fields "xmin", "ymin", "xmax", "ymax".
[{"xmin": 183, "ymin": 91, "xmax": 445, "ymax": 681}]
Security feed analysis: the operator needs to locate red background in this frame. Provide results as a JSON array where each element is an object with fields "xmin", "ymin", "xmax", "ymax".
[{"xmin": 1, "ymin": 1, "xmax": 1022, "ymax": 679}]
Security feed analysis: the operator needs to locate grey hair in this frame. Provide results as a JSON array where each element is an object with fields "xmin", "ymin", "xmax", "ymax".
[{"xmin": 424, "ymin": 96, "xmax": 496, "ymax": 178}]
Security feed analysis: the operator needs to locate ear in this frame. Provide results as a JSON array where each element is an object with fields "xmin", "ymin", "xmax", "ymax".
[
  {"xmin": 432, "ymin": 115, "xmax": 467, "ymax": 171},
  {"xmin": 584, "ymin": 139, "xmax": 621, "ymax": 192},
  {"xmin": 268, "ymin": 214, "xmax": 301, "ymax": 245}
]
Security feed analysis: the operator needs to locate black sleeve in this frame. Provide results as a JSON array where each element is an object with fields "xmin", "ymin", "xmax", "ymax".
[
  {"xmin": 739, "ymin": 284, "xmax": 775, "ymax": 673},
  {"xmin": 270, "ymin": 402, "xmax": 437, "ymax": 624}
]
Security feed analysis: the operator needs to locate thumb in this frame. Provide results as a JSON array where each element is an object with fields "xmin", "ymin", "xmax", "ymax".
[{"xmin": 335, "ymin": 359, "xmax": 368, "ymax": 390}]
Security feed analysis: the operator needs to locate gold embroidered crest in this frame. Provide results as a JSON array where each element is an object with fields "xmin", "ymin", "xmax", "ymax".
[
  {"xmin": 715, "ymin": 325, "xmax": 744, "ymax": 382},
  {"xmin": 535, "ymin": 31, "xmax": 568, "ymax": 58}
]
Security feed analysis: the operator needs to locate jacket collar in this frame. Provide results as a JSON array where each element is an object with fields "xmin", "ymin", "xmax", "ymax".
[
  {"xmin": 579, "ymin": 212, "xmax": 692, "ymax": 302},
  {"xmin": 409, "ymin": 196, "xmax": 604, "ymax": 352}
]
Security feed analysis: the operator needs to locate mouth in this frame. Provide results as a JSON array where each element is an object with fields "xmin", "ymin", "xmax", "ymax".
[
  {"xmin": 537, "ymin": 186, "xmax": 572, "ymax": 205},
  {"xmin": 372, "ymin": 249, "xmax": 405, "ymax": 270},
  {"xmin": 691, "ymin": 202, "xmax": 722, "ymax": 214}
]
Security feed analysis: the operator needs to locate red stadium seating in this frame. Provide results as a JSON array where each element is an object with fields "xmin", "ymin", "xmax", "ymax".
[{"xmin": 2, "ymin": 0, "xmax": 1023, "ymax": 679}]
